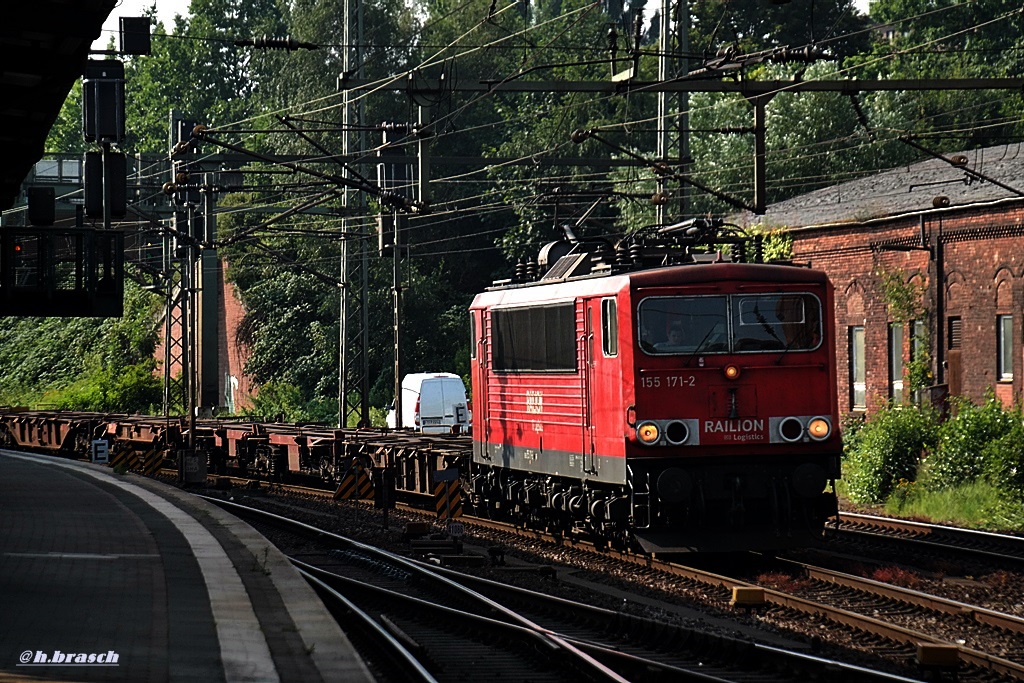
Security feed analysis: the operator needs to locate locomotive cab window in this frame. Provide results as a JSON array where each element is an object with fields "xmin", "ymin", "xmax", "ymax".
[
  {"xmin": 733, "ymin": 294, "xmax": 821, "ymax": 352},
  {"xmin": 638, "ymin": 293, "xmax": 821, "ymax": 355},
  {"xmin": 601, "ymin": 298, "xmax": 618, "ymax": 356},
  {"xmin": 638, "ymin": 295, "xmax": 728, "ymax": 354}
]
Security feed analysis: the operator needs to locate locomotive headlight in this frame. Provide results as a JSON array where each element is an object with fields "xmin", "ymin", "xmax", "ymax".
[
  {"xmin": 664, "ymin": 420, "xmax": 690, "ymax": 445},
  {"xmin": 723, "ymin": 364, "xmax": 741, "ymax": 380},
  {"xmin": 779, "ymin": 416, "xmax": 804, "ymax": 442},
  {"xmin": 807, "ymin": 417, "xmax": 831, "ymax": 441},
  {"xmin": 636, "ymin": 421, "xmax": 660, "ymax": 445}
]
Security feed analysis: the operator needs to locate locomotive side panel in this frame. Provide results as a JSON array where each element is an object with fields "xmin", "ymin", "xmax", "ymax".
[
  {"xmin": 475, "ymin": 298, "xmax": 613, "ymax": 481},
  {"xmin": 584, "ymin": 293, "xmax": 633, "ymax": 476},
  {"xmin": 471, "ymin": 277, "xmax": 633, "ymax": 486}
]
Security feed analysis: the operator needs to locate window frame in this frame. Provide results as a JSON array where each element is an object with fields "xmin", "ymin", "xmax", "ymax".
[
  {"xmin": 637, "ymin": 292, "xmax": 823, "ymax": 356},
  {"xmin": 998, "ymin": 314, "xmax": 1013, "ymax": 382},
  {"xmin": 601, "ymin": 297, "xmax": 618, "ymax": 357},
  {"xmin": 850, "ymin": 325, "xmax": 866, "ymax": 410},
  {"xmin": 490, "ymin": 302, "xmax": 577, "ymax": 374},
  {"xmin": 888, "ymin": 322, "xmax": 904, "ymax": 403},
  {"xmin": 909, "ymin": 319, "xmax": 927, "ymax": 405}
]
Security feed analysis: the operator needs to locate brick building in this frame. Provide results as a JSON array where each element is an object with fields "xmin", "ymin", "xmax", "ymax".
[
  {"xmin": 153, "ymin": 259, "xmax": 255, "ymax": 414},
  {"xmin": 738, "ymin": 143, "xmax": 1024, "ymax": 417}
]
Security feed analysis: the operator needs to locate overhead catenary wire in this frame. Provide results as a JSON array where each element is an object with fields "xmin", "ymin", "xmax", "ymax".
[{"xmin": 99, "ymin": 0, "xmax": 1024, "ymax": 262}]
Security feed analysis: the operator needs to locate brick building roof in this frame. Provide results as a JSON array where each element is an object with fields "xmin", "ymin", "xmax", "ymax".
[{"xmin": 736, "ymin": 142, "xmax": 1024, "ymax": 230}]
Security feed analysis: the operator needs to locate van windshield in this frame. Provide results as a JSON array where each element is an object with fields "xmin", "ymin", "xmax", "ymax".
[{"xmin": 638, "ymin": 293, "xmax": 821, "ymax": 355}]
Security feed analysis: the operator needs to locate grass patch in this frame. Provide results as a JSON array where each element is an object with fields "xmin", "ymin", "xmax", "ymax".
[{"xmin": 882, "ymin": 479, "xmax": 1024, "ymax": 532}]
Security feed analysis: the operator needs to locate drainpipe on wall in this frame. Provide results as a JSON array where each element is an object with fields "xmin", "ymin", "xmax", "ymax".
[{"xmin": 932, "ymin": 215, "xmax": 945, "ymax": 385}]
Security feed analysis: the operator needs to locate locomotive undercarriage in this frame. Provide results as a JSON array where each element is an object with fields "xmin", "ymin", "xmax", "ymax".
[
  {"xmin": 469, "ymin": 454, "xmax": 839, "ymax": 553},
  {"xmin": 629, "ymin": 455, "xmax": 840, "ymax": 553},
  {"xmin": 470, "ymin": 463, "xmax": 636, "ymax": 549}
]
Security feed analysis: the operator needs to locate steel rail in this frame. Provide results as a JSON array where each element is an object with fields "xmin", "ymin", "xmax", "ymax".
[
  {"xmin": 838, "ymin": 512, "xmax": 1024, "ymax": 569},
  {"xmin": 458, "ymin": 513, "xmax": 1024, "ymax": 680},
  {"xmin": 296, "ymin": 558, "xmax": 629, "ymax": 683},
  {"xmin": 417, "ymin": 556, "xmax": 923, "ymax": 683},
  {"xmin": 206, "ymin": 495, "xmax": 914, "ymax": 682},
  {"xmin": 202, "ymin": 496, "xmax": 628, "ymax": 683},
  {"xmin": 777, "ymin": 557, "xmax": 1024, "ymax": 636},
  {"xmin": 297, "ymin": 568, "xmax": 438, "ymax": 683}
]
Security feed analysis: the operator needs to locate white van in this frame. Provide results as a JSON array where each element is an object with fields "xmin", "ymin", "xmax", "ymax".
[{"xmin": 386, "ymin": 372, "xmax": 471, "ymax": 434}]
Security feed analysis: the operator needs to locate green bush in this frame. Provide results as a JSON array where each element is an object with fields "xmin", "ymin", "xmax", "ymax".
[
  {"xmin": 926, "ymin": 394, "xmax": 1014, "ymax": 490},
  {"xmin": 843, "ymin": 403, "xmax": 937, "ymax": 504},
  {"xmin": 244, "ymin": 382, "xmax": 337, "ymax": 424},
  {"xmin": 980, "ymin": 410, "xmax": 1024, "ymax": 500},
  {"xmin": 40, "ymin": 362, "xmax": 162, "ymax": 413}
]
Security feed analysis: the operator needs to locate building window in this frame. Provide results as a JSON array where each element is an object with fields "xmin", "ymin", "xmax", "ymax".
[
  {"xmin": 601, "ymin": 298, "xmax": 618, "ymax": 356},
  {"xmin": 850, "ymin": 326, "xmax": 866, "ymax": 410},
  {"xmin": 947, "ymin": 316, "xmax": 962, "ymax": 350},
  {"xmin": 888, "ymin": 323, "xmax": 904, "ymax": 403},
  {"xmin": 998, "ymin": 314, "xmax": 1013, "ymax": 381}
]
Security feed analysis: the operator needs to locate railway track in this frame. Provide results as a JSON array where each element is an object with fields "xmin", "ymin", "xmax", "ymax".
[
  {"xmin": 421, "ymin": 509, "xmax": 1024, "ymax": 681},
  {"xmin": 835, "ymin": 512, "xmax": 1024, "ymax": 570},
  {"xmin": 29, "ymin": 449, "xmax": 1024, "ymax": 681},
  {"xmin": 212, "ymin": 497, "xmax": 621, "ymax": 683},
  {"xmin": 177, "ymin": 473, "xmax": 1024, "ymax": 682},
  {"xmin": 206, "ymin": 496, "xmax": 917, "ymax": 683},
  {"xmin": 763, "ymin": 555, "xmax": 1024, "ymax": 670}
]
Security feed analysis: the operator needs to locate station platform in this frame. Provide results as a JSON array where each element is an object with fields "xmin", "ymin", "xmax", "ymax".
[{"xmin": 0, "ymin": 449, "xmax": 374, "ymax": 682}]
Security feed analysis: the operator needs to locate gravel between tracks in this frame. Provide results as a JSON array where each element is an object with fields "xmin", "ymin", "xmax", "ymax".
[{"xmin": 199, "ymin": 484, "xmax": 922, "ymax": 679}]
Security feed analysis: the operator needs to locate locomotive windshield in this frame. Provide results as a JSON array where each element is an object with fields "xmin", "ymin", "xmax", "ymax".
[{"xmin": 638, "ymin": 293, "xmax": 822, "ymax": 355}]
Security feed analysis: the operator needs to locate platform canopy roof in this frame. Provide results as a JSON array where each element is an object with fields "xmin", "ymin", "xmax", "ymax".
[{"xmin": 0, "ymin": 0, "xmax": 116, "ymax": 211}]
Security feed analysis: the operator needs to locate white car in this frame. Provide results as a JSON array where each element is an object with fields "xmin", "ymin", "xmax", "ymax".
[{"xmin": 386, "ymin": 372, "xmax": 471, "ymax": 434}]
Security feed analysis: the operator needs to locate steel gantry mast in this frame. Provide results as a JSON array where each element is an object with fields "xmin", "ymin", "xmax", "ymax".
[
  {"xmin": 656, "ymin": 0, "xmax": 689, "ymax": 223},
  {"xmin": 340, "ymin": 0, "xmax": 370, "ymax": 428}
]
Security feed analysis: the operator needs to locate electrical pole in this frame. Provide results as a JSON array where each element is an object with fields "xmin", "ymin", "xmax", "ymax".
[
  {"xmin": 393, "ymin": 207, "xmax": 403, "ymax": 430},
  {"xmin": 340, "ymin": 0, "xmax": 369, "ymax": 428},
  {"xmin": 656, "ymin": 0, "xmax": 688, "ymax": 223}
]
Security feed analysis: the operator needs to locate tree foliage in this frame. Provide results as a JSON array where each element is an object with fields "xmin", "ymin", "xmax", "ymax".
[
  {"xmin": 19, "ymin": 0, "xmax": 1024, "ymax": 424},
  {"xmin": 855, "ymin": 0, "xmax": 1024, "ymax": 150},
  {"xmin": 0, "ymin": 279, "xmax": 163, "ymax": 411}
]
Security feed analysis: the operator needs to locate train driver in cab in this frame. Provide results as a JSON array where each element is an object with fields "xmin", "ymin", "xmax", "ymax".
[{"xmin": 654, "ymin": 322, "xmax": 686, "ymax": 351}]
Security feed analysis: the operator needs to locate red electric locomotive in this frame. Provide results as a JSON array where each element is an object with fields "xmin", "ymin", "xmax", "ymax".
[{"xmin": 468, "ymin": 223, "xmax": 841, "ymax": 552}]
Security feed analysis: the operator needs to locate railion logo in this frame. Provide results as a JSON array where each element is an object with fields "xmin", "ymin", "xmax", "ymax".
[{"xmin": 704, "ymin": 419, "xmax": 765, "ymax": 434}]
